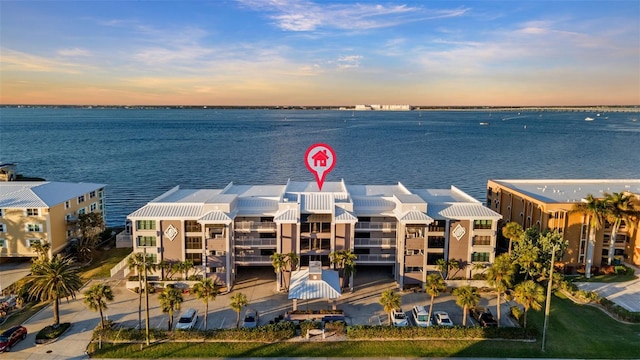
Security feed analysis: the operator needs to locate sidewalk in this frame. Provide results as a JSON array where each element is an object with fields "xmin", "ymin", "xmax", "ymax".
[{"xmin": 576, "ymin": 263, "xmax": 640, "ymax": 312}]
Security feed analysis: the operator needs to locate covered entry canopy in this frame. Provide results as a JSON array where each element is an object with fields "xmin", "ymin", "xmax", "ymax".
[{"xmin": 288, "ymin": 262, "xmax": 342, "ymax": 300}]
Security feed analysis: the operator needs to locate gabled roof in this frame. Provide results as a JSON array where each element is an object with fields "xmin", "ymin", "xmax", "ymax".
[
  {"xmin": 198, "ymin": 210, "xmax": 234, "ymax": 224},
  {"xmin": 274, "ymin": 208, "xmax": 299, "ymax": 223},
  {"xmin": 288, "ymin": 269, "xmax": 342, "ymax": 300},
  {"xmin": 428, "ymin": 203, "xmax": 502, "ymax": 220},
  {"xmin": 335, "ymin": 207, "xmax": 358, "ymax": 223},
  {"xmin": 301, "ymin": 193, "xmax": 333, "ymax": 213},
  {"xmin": 128, "ymin": 204, "xmax": 204, "ymax": 218},
  {"xmin": 397, "ymin": 210, "xmax": 433, "ymax": 224},
  {"xmin": 0, "ymin": 181, "xmax": 106, "ymax": 208}
]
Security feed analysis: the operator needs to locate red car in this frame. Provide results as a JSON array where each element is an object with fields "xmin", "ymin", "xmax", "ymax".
[{"xmin": 0, "ymin": 326, "xmax": 27, "ymax": 352}]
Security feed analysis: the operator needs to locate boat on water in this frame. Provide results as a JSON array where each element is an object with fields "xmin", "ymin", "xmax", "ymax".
[
  {"xmin": 479, "ymin": 122, "xmax": 490, "ymax": 126},
  {"xmin": 584, "ymin": 117, "xmax": 594, "ymax": 121}
]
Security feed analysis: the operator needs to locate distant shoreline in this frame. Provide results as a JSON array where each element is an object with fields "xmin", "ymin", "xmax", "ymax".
[{"xmin": 1, "ymin": 104, "xmax": 638, "ymax": 112}]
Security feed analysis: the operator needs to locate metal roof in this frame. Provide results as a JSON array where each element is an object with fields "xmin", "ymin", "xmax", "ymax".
[
  {"xmin": 128, "ymin": 204, "xmax": 204, "ymax": 218},
  {"xmin": 490, "ymin": 179, "xmax": 640, "ymax": 204},
  {"xmin": 352, "ymin": 197, "xmax": 396, "ymax": 214},
  {"xmin": 236, "ymin": 198, "xmax": 278, "ymax": 215},
  {"xmin": 288, "ymin": 269, "xmax": 342, "ymax": 300},
  {"xmin": 198, "ymin": 210, "xmax": 234, "ymax": 224},
  {"xmin": 335, "ymin": 207, "xmax": 358, "ymax": 223},
  {"xmin": 428, "ymin": 203, "xmax": 502, "ymax": 220},
  {"xmin": 0, "ymin": 181, "xmax": 106, "ymax": 208},
  {"xmin": 397, "ymin": 210, "xmax": 433, "ymax": 224},
  {"xmin": 274, "ymin": 208, "xmax": 299, "ymax": 223},
  {"xmin": 301, "ymin": 193, "xmax": 333, "ymax": 213}
]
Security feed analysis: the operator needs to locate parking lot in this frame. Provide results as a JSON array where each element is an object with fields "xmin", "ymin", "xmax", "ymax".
[{"xmin": 6, "ymin": 266, "xmax": 518, "ymax": 359}]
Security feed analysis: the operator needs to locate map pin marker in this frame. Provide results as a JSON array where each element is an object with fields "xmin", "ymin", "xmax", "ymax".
[{"xmin": 304, "ymin": 143, "xmax": 336, "ymax": 191}]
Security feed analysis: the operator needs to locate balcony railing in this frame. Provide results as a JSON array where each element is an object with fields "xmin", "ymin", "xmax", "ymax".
[
  {"xmin": 355, "ymin": 222, "xmax": 397, "ymax": 231},
  {"xmin": 234, "ymin": 255, "xmax": 272, "ymax": 263},
  {"xmin": 356, "ymin": 254, "xmax": 396, "ymax": 263},
  {"xmin": 354, "ymin": 237, "xmax": 396, "ymax": 247},
  {"xmin": 234, "ymin": 221, "xmax": 277, "ymax": 232},
  {"xmin": 234, "ymin": 238, "xmax": 277, "ymax": 247}
]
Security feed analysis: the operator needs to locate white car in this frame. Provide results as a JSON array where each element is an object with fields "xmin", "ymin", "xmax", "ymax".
[
  {"xmin": 411, "ymin": 305, "xmax": 432, "ymax": 327},
  {"xmin": 391, "ymin": 308, "xmax": 408, "ymax": 327},
  {"xmin": 242, "ymin": 309, "xmax": 259, "ymax": 328},
  {"xmin": 433, "ymin": 311, "xmax": 453, "ymax": 327},
  {"xmin": 175, "ymin": 308, "xmax": 198, "ymax": 330}
]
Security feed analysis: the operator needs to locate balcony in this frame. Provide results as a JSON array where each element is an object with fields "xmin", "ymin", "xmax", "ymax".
[
  {"xmin": 235, "ymin": 221, "xmax": 277, "ymax": 232},
  {"xmin": 115, "ymin": 231, "xmax": 132, "ymax": 248},
  {"xmin": 356, "ymin": 254, "xmax": 396, "ymax": 263},
  {"xmin": 354, "ymin": 237, "xmax": 396, "ymax": 247},
  {"xmin": 206, "ymin": 238, "xmax": 226, "ymax": 252},
  {"xmin": 355, "ymin": 222, "xmax": 397, "ymax": 231},
  {"xmin": 405, "ymin": 237, "xmax": 424, "ymax": 249},
  {"xmin": 234, "ymin": 237, "xmax": 277, "ymax": 247},
  {"xmin": 234, "ymin": 255, "xmax": 272, "ymax": 263},
  {"xmin": 405, "ymin": 254, "xmax": 424, "ymax": 267}
]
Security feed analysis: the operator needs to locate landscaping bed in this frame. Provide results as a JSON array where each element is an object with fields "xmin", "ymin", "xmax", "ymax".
[{"xmin": 35, "ymin": 322, "xmax": 71, "ymax": 344}]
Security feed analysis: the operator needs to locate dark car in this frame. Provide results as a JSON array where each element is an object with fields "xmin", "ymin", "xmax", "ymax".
[
  {"xmin": 470, "ymin": 307, "xmax": 498, "ymax": 327},
  {"xmin": 0, "ymin": 326, "xmax": 27, "ymax": 352}
]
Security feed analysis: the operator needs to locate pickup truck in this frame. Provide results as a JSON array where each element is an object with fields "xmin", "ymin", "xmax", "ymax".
[{"xmin": 469, "ymin": 307, "xmax": 498, "ymax": 327}]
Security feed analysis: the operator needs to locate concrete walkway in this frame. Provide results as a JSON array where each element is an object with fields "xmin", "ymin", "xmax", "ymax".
[{"xmin": 576, "ymin": 263, "xmax": 640, "ymax": 312}]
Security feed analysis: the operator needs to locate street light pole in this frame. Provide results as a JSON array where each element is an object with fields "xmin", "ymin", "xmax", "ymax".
[
  {"xmin": 143, "ymin": 247, "xmax": 150, "ymax": 346},
  {"xmin": 541, "ymin": 244, "xmax": 557, "ymax": 352}
]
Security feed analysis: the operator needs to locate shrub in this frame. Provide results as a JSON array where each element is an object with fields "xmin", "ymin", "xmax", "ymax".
[
  {"xmin": 472, "ymin": 273, "xmax": 487, "ymax": 280},
  {"xmin": 345, "ymin": 324, "xmax": 536, "ymax": 340},
  {"xmin": 324, "ymin": 321, "xmax": 346, "ymax": 335},
  {"xmin": 36, "ymin": 323, "xmax": 71, "ymax": 341},
  {"xmin": 510, "ymin": 306, "xmax": 524, "ymax": 324},
  {"xmin": 300, "ymin": 320, "xmax": 322, "ymax": 335}
]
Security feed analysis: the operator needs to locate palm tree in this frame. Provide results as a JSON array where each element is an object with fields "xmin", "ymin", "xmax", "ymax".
[
  {"xmin": 25, "ymin": 254, "xmax": 82, "ymax": 326},
  {"xmin": 285, "ymin": 252, "xmax": 300, "ymax": 290},
  {"xmin": 486, "ymin": 253, "xmax": 515, "ymax": 327},
  {"xmin": 158, "ymin": 285, "xmax": 183, "ymax": 331},
  {"xmin": 502, "ymin": 221, "xmax": 524, "ymax": 256},
  {"xmin": 270, "ymin": 253, "xmax": 287, "ymax": 291},
  {"xmin": 452, "ymin": 285, "xmax": 480, "ymax": 326},
  {"xmin": 513, "ymin": 280, "xmax": 545, "ymax": 328},
  {"xmin": 230, "ymin": 292, "xmax": 248, "ymax": 328},
  {"xmin": 571, "ymin": 194, "xmax": 608, "ymax": 278},
  {"xmin": 330, "ymin": 250, "xmax": 357, "ymax": 289},
  {"xmin": 192, "ymin": 278, "xmax": 220, "ymax": 330},
  {"xmin": 425, "ymin": 274, "xmax": 446, "ymax": 325},
  {"xmin": 378, "ymin": 289, "xmax": 401, "ymax": 325},
  {"xmin": 127, "ymin": 252, "xmax": 157, "ymax": 329},
  {"xmin": 83, "ymin": 283, "xmax": 114, "ymax": 329},
  {"xmin": 604, "ymin": 192, "xmax": 640, "ymax": 265}
]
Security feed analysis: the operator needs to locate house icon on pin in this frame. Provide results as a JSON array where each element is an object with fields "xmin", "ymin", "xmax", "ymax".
[{"xmin": 311, "ymin": 150, "xmax": 329, "ymax": 167}]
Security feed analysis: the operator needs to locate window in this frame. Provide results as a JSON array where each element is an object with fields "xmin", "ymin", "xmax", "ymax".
[
  {"xmin": 404, "ymin": 266, "xmax": 422, "ymax": 273},
  {"xmin": 471, "ymin": 252, "xmax": 490, "ymax": 262},
  {"xmin": 147, "ymin": 253, "xmax": 158, "ymax": 263},
  {"xmin": 428, "ymin": 220, "xmax": 446, "ymax": 232},
  {"xmin": 215, "ymin": 250, "xmax": 227, "ymax": 256},
  {"xmin": 28, "ymin": 239, "xmax": 41, "ymax": 247},
  {"xmin": 26, "ymin": 208, "xmax": 39, "ymax": 216},
  {"xmin": 473, "ymin": 220, "xmax": 492, "ymax": 230},
  {"xmin": 0, "ymin": 224, "xmax": 5, "ymax": 232},
  {"xmin": 99, "ymin": 190, "xmax": 103, "ymax": 198},
  {"xmin": 78, "ymin": 208, "xmax": 86, "ymax": 215},
  {"xmin": 427, "ymin": 253, "xmax": 444, "ymax": 265},
  {"xmin": 65, "ymin": 201, "xmax": 70, "ymax": 209},
  {"xmin": 0, "ymin": 239, "xmax": 5, "ymax": 248},
  {"xmin": 136, "ymin": 236, "xmax": 156, "ymax": 247},
  {"xmin": 0, "ymin": 209, "xmax": 4, "ymax": 217},
  {"xmin": 89, "ymin": 191, "xmax": 96, "ymax": 199},
  {"xmin": 77, "ymin": 195, "xmax": 85, "ymax": 203},
  {"xmin": 90, "ymin": 203, "xmax": 97, "ymax": 212},
  {"xmin": 27, "ymin": 224, "xmax": 42, "ymax": 232},
  {"xmin": 136, "ymin": 220, "xmax": 156, "ymax": 230},
  {"xmin": 185, "ymin": 236, "xmax": 202, "ymax": 249},
  {"xmin": 260, "ymin": 249, "xmax": 274, "ymax": 256},
  {"xmin": 428, "ymin": 236, "xmax": 445, "ymax": 248},
  {"xmin": 472, "ymin": 236, "xmax": 491, "ymax": 246},
  {"xmin": 185, "ymin": 220, "xmax": 201, "ymax": 232},
  {"xmin": 185, "ymin": 252, "xmax": 202, "ymax": 266}
]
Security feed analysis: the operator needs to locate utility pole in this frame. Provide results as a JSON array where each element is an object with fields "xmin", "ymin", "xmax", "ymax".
[
  {"xmin": 541, "ymin": 244, "xmax": 557, "ymax": 352},
  {"xmin": 144, "ymin": 247, "xmax": 150, "ymax": 346}
]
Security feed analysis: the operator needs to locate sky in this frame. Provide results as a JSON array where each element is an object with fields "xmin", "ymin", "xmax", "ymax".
[{"xmin": 1, "ymin": 0, "xmax": 639, "ymax": 106}]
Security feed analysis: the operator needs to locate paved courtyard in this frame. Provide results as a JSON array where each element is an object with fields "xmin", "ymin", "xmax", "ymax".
[{"xmin": 576, "ymin": 263, "xmax": 640, "ymax": 312}]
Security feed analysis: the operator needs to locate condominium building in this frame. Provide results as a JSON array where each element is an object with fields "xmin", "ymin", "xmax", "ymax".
[
  {"xmin": 486, "ymin": 179, "xmax": 640, "ymax": 269},
  {"xmin": 126, "ymin": 180, "xmax": 501, "ymax": 290},
  {"xmin": 0, "ymin": 181, "xmax": 107, "ymax": 258}
]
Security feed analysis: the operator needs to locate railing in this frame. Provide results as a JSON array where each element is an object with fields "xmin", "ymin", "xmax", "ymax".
[
  {"xmin": 234, "ymin": 255, "xmax": 272, "ymax": 263},
  {"xmin": 356, "ymin": 254, "xmax": 396, "ymax": 262},
  {"xmin": 234, "ymin": 221, "xmax": 277, "ymax": 232},
  {"xmin": 110, "ymin": 252, "xmax": 133, "ymax": 277},
  {"xmin": 115, "ymin": 231, "xmax": 132, "ymax": 248},
  {"xmin": 354, "ymin": 237, "xmax": 396, "ymax": 247},
  {"xmin": 234, "ymin": 238, "xmax": 277, "ymax": 247},
  {"xmin": 355, "ymin": 222, "xmax": 397, "ymax": 231}
]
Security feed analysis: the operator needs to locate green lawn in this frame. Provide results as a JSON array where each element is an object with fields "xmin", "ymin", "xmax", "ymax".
[
  {"xmin": 569, "ymin": 273, "xmax": 637, "ymax": 283},
  {"xmin": 79, "ymin": 246, "xmax": 131, "ymax": 281},
  {"xmin": 88, "ymin": 292, "xmax": 640, "ymax": 358}
]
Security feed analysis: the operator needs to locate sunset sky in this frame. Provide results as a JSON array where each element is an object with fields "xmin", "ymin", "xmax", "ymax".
[{"xmin": 1, "ymin": 0, "xmax": 639, "ymax": 106}]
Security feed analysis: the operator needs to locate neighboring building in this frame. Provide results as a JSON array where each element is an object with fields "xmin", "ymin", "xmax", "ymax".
[
  {"xmin": 354, "ymin": 104, "xmax": 412, "ymax": 111},
  {"xmin": 486, "ymin": 179, "xmax": 640, "ymax": 270},
  {"xmin": 0, "ymin": 163, "xmax": 17, "ymax": 182},
  {"xmin": 0, "ymin": 181, "xmax": 107, "ymax": 258},
  {"xmin": 125, "ymin": 180, "xmax": 501, "ymax": 290}
]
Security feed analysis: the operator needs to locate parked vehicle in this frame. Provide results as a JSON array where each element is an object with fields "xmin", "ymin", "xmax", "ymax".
[
  {"xmin": 470, "ymin": 307, "xmax": 498, "ymax": 327},
  {"xmin": 175, "ymin": 308, "xmax": 198, "ymax": 330},
  {"xmin": 433, "ymin": 311, "xmax": 454, "ymax": 327},
  {"xmin": 242, "ymin": 308, "xmax": 259, "ymax": 328},
  {"xmin": 411, "ymin": 305, "xmax": 432, "ymax": 327},
  {"xmin": 0, "ymin": 326, "xmax": 27, "ymax": 353},
  {"xmin": 391, "ymin": 308, "xmax": 409, "ymax": 327}
]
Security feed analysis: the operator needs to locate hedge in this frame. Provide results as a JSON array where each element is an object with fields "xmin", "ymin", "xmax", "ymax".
[{"xmin": 345, "ymin": 325, "xmax": 537, "ymax": 340}]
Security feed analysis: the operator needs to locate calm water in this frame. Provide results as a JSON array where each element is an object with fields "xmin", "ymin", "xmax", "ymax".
[{"xmin": 1, "ymin": 108, "xmax": 639, "ymax": 226}]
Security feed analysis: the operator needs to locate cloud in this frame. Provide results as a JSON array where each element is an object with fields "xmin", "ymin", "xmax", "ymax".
[
  {"xmin": 336, "ymin": 55, "xmax": 362, "ymax": 69},
  {"xmin": 237, "ymin": 0, "xmax": 469, "ymax": 31},
  {"xmin": 0, "ymin": 48, "xmax": 87, "ymax": 74},
  {"xmin": 57, "ymin": 48, "xmax": 92, "ymax": 57}
]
